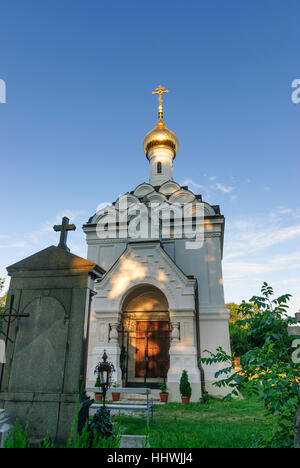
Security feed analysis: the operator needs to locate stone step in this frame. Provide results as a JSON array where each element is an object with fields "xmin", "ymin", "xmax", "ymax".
[
  {"xmin": 105, "ymin": 390, "xmax": 161, "ymax": 402},
  {"xmin": 126, "ymin": 397, "xmax": 161, "ymax": 402},
  {"xmin": 121, "ymin": 390, "xmax": 161, "ymax": 402}
]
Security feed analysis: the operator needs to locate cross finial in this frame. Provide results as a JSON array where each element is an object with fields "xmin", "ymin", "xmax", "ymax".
[
  {"xmin": 152, "ymin": 85, "xmax": 169, "ymax": 121},
  {"xmin": 53, "ymin": 216, "xmax": 76, "ymax": 252}
]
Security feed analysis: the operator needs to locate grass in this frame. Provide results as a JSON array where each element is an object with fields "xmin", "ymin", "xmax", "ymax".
[{"xmin": 116, "ymin": 396, "xmax": 278, "ymax": 448}]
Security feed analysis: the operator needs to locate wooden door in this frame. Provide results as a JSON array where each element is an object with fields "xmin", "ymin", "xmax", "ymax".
[{"xmin": 135, "ymin": 321, "xmax": 170, "ymax": 378}]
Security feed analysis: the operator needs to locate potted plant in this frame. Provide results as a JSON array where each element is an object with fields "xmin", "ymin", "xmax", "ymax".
[
  {"xmin": 94, "ymin": 376, "xmax": 103, "ymax": 402},
  {"xmin": 111, "ymin": 381, "xmax": 120, "ymax": 402},
  {"xmin": 159, "ymin": 378, "xmax": 169, "ymax": 403},
  {"xmin": 179, "ymin": 370, "xmax": 192, "ymax": 404}
]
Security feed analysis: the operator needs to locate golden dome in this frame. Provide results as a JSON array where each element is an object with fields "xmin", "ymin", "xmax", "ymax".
[
  {"xmin": 143, "ymin": 85, "xmax": 179, "ymax": 158},
  {"xmin": 143, "ymin": 120, "xmax": 179, "ymax": 158}
]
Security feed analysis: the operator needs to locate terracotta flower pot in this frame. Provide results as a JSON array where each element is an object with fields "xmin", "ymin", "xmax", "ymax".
[
  {"xmin": 160, "ymin": 392, "xmax": 169, "ymax": 403},
  {"xmin": 112, "ymin": 392, "xmax": 120, "ymax": 402},
  {"xmin": 181, "ymin": 396, "xmax": 190, "ymax": 405},
  {"xmin": 95, "ymin": 393, "xmax": 103, "ymax": 402}
]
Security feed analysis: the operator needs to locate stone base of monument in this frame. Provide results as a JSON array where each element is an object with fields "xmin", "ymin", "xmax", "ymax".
[
  {"xmin": 120, "ymin": 434, "xmax": 148, "ymax": 448},
  {"xmin": 0, "ymin": 392, "xmax": 93, "ymax": 446},
  {"xmin": 0, "ymin": 410, "xmax": 10, "ymax": 448}
]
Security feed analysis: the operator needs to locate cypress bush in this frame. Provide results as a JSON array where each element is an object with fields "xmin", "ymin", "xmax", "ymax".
[{"xmin": 179, "ymin": 370, "xmax": 192, "ymax": 398}]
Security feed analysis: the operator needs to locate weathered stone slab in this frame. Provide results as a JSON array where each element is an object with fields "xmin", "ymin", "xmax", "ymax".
[
  {"xmin": 288, "ymin": 313, "xmax": 300, "ymax": 448},
  {"xmin": 0, "ymin": 245, "xmax": 105, "ymax": 445}
]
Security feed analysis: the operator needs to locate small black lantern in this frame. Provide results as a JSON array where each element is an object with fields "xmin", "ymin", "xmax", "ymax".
[{"xmin": 94, "ymin": 350, "xmax": 115, "ymax": 406}]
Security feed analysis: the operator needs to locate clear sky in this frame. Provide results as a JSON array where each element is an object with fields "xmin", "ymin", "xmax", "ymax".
[{"xmin": 0, "ymin": 0, "xmax": 299, "ymax": 311}]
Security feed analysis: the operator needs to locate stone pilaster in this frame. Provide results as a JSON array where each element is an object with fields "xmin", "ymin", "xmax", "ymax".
[
  {"xmin": 168, "ymin": 310, "xmax": 202, "ymax": 402},
  {"xmin": 87, "ymin": 312, "xmax": 122, "ymax": 386}
]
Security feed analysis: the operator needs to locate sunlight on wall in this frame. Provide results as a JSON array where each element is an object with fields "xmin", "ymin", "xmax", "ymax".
[
  {"xmin": 108, "ymin": 257, "xmax": 147, "ymax": 299},
  {"xmin": 157, "ymin": 270, "xmax": 167, "ymax": 282},
  {"xmin": 122, "ymin": 285, "xmax": 169, "ymax": 312}
]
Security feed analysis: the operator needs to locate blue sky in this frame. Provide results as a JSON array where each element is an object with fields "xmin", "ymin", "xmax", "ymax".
[{"xmin": 0, "ymin": 0, "xmax": 299, "ymax": 312}]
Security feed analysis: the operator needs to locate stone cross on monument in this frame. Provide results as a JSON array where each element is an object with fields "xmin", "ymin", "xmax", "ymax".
[
  {"xmin": 53, "ymin": 216, "xmax": 76, "ymax": 252},
  {"xmin": 0, "ymin": 295, "xmax": 29, "ymax": 392}
]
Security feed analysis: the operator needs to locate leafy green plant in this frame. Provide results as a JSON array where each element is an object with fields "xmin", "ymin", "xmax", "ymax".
[
  {"xmin": 200, "ymin": 283, "xmax": 299, "ymax": 448},
  {"xmin": 201, "ymin": 392, "xmax": 212, "ymax": 405},
  {"xmin": 67, "ymin": 390, "xmax": 120, "ymax": 448},
  {"xmin": 237, "ymin": 282, "xmax": 294, "ymax": 349},
  {"xmin": 179, "ymin": 370, "xmax": 192, "ymax": 398},
  {"xmin": 159, "ymin": 378, "xmax": 167, "ymax": 393},
  {"xmin": 229, "ymin": 322, "xmax": 251, "ymax": 358},
  {"xmin": 66, "ymin": 419, "xmax": 121, "ymax": 448},
  {"xmin": 89, "ymin": 406, "xmax": 113, "ymax": 440}
]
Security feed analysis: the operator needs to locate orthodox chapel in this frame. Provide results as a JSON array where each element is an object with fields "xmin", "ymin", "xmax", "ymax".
[{"xmin": 83, "ymin": 86, "xmax": 231, "ymax": 401}]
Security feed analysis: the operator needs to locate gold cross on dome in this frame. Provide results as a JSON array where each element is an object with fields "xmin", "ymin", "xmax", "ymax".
[{"xmin": 152, "ymin": 85, "xmax": 169, "ymax": 107}]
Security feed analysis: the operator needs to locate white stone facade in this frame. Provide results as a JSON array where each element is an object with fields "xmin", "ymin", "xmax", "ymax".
[
  {"xmin": 83, "ymin": 109, "xmax": 231, "ymax": 401},
  {"xmin": 83, "ymin": 181, "xmax": 231, "ymax": 401}
]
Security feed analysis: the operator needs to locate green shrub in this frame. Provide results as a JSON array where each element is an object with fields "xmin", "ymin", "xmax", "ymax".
[
  {"xmin": 201, "ymin": 392, "xmax": 212, "ymax": 405},
  {"xmin": 89, "ymin": 407, "xmax": 113, "ymax": 439},
  {"xmin": 200, "ymin": 282, "xmax": 299, "ymax": 448},
  {"xmin": 159, "ymin": 378, "xmax": 167, "ymax": 393},
  {"xmin": 229, "ymin": 322, "xmax": 251, "ymax": 357},
  {"xmin": 179, "ymin": 370, "xmax": 192, "ymax": 398}
]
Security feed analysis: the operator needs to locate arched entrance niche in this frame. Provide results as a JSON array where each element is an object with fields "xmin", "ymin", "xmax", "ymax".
[{"xmin": 120, "ymin": 284, "xmax": 170, "ymax": 386}]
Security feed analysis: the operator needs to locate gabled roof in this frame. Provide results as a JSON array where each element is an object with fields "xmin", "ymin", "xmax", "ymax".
[
  {"xmin": 95, "ymin": 241, "xmax": 196, "ymax": 311},
  {"xmin": 7, "ymin": 245, "xmax": 105, "ymax": 276}
]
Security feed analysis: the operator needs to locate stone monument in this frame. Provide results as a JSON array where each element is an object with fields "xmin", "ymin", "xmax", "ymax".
[
  {"xmin": 288, "ymin": 311, "xmax": 300, "ymax": 449},
  {"xmin": 0, "ymin": 217, "xmax": 105, "ymax": 445}
]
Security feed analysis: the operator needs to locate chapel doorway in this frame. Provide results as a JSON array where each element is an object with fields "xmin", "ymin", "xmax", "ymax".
[
  {"xmin": 120, "ymin": 285, "xmax": 170, "ymax": 387},
  {"xmin": 135, "ymin": 321, "xmax": 170, "ymax": 378}
]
